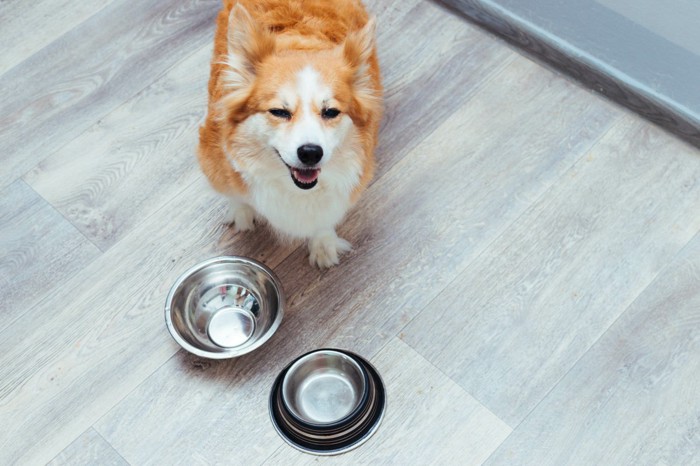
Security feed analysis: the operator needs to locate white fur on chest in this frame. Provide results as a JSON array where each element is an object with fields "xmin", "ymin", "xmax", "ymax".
[{"xmin": 248, "ymin": 176, "xmax": 352, "ymax": 238}]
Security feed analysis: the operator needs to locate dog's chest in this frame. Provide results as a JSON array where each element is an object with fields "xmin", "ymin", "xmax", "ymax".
[{"xmin": 248, "ymin": 180, "xmax": 351, "ymax": 238}]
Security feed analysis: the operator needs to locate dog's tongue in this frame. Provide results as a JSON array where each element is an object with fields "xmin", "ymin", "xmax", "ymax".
[{"xmin": 292, "ymin": 168, "xmax": 320, "ymax": 184}]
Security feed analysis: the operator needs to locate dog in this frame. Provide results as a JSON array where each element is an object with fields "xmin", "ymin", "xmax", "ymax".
[{"xmin": 198, "ymin": 0, "xmax": 382, "ymax": 268}]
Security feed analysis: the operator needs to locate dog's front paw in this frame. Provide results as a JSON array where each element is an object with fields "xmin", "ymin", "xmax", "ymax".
[
  {"xmin": 309, "ymin": 234, "xmax": 352, "ymax": 268},
  {"xmin": 225, "ymin": 199, "xmax": 255, "ymax": 232}
]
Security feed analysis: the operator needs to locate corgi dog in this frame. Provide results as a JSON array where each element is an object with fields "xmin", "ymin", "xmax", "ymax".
[{"xmin": 198, "ymin": 0, "xmax": 382, "ymax": 267}]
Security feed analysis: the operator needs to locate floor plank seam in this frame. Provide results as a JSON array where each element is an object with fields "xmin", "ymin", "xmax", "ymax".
[
  {"xmin": 411, "ymin": 348, "xmax": 500, "ymax": 428},
  {"xmin": 90, "ymin": 349, "xmax": 183, "ymax": 443},
  {"xmin": 480, "ymin": 429, "xmax": 514, "ymax": 465},
  {"xmin": 0, "ymin": 240, "xmax": 98, "ymax": 335},
  {"xmin": 45, "ymin": 446, "xmax": 67, "ymax": 465},
  {"xmin": 370, "ymin": 52, "xmax": 518, "ymax": 184},
  {"xmin": 19, "ymin": 180, "xmax": 106, "ymax": 253},
  {"xmin": 44, "ymin": 432, "xmax": 83, "ymax": 466},
  {"xmin": 392, "ymin": 340, "xmax": 515, "ymax": 464},
  {"xmin": 0, "ymin": 182, "xmax": 105, "ymax": 335},
  {"xmin": 45, "ymin": 427, "xmax": 132, "ymax": 466},
  {"xmin": 93, "ymin": 426, "xmax": 132, "ymax": 465},
  {"xmin": 259, "ymin": 446, "xmax": 285, "ymax": 466},
  {"xmin": 478, "ymin": 226, "xmax": 700, "ymax": 466}
]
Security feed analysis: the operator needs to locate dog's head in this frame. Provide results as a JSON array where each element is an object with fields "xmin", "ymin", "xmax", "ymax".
[{"xmin": 218, "ymin": 4, "xmax": 380, "ymax": 191}]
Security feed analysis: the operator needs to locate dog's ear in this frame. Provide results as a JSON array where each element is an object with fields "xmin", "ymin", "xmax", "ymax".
[
  {"xmin": 343, "ymin": 17, "xmax": 376, "ymax": 72},
  {"xmin": 220, "ymin": 4, "xmax": 275, "ymax": 122},
  {"xmin": 343, "ymin": 18, "xmax": 381, "ymax": 126},
  {"xmin": 224, "ymin": 4, "xmax": 275, "ymax": 90}
]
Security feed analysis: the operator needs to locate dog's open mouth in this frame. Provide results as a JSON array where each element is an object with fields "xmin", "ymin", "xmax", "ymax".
[
  {"xmin": 274, "ymin": 148, "xmax": 320, "ymax": 190},
  {"xmin": 290, "ymin": 167, "xmax": 320, "ymax": 190}
]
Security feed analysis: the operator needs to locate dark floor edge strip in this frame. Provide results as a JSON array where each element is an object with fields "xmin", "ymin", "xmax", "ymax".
[{"xmin": 434, "ymin": 0, "xmax": 700, "ymax": 149}]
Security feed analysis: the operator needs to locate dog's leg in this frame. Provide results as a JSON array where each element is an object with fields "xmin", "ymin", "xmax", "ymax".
[
  {"xmin": 308, "ymin": 230, "xmax": 352, "ymax": 268},
  {"xmin": 225, "ymin": 197, "xmax": 255, "ymax": 232}
]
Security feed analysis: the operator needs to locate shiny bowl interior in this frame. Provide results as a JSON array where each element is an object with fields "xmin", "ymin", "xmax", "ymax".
[
  {"xmin": 282, "ymin": 350, "xmax": 368, "ymax": 427},
  {"xmin": 165, "ymin": 256, "xmax": 284, "ymax": 359}
]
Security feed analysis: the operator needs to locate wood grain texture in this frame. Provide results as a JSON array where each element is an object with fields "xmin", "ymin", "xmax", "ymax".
[
  {"xmin": 3, "ymin": 0, "xmax": 699, "ymax": 464},
  {"xmin": 485, "ymin": 233, "xmax": 700, "ymax": 465},
  {"xmin": 262, "ymin": 338, "xmax": 511, "ymax": 465},
  {"xmin": 48, "ymin": 428, "xmax": 128, "ymax": 466},
  {"xmin": 364, "ymin": 0, "xmax": 515, "ymax": 178},
  {"xmin": 24, "ymin": 0, "xmax": 512, "ymax": 251},
  {"xmin": 93, "ymin": 54, "xmax": 617, "ymax": 465},
  {"xmin": 401, "ymin": 115, "xmax": 700, "ymax": 426},
  {"xmin": 0, "ymin": 180, "xmax": 100, "ymax": 333},
  {"xmin": 0, "ymin": 0, "xmax": 219, "ymax": 190},
  {"xmin": 25, "ymin": 45, "xmax": 212, "ymax": 250},
  {"xmin": 0, "ymin": 0, "xmax": 114, "ymax": 75},
  {"xmin": 0, "ymin": 179, "xmax": 296, "ymax": 465}
]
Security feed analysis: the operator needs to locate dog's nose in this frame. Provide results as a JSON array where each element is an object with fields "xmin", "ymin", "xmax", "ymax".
[{"xmin": 297, "ymin": 144, "xmax": 323, "ymax": 166}]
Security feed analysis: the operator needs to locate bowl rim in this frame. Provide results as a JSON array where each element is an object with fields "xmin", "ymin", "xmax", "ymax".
[{"xmin": 164, "ymin": 255, "xmax": 285, "ymax": 359}]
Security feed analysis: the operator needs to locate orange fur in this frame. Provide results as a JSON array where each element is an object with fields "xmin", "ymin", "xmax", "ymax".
[{"xmin": 198, "ymin": 0, "xmax": 382, "ymax": 201}]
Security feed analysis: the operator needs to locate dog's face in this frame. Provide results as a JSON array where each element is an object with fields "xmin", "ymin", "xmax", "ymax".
[
  {"xmin": 251, "ymin": 54, "xmax": 357, "ymax": 190},
  {"xmin": 219, "ymin": 5, "xmax": 379, "ymax": 191}
]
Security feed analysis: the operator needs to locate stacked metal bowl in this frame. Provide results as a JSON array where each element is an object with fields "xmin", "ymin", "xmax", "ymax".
[{"xmin": 269, "ymin": 349, "xmax": 386, "ymax": 455}]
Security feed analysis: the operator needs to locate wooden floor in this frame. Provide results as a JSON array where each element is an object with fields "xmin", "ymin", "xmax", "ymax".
[{"xmin": 1, "ymin": 1, "xmax": 699, "ymax": 464}]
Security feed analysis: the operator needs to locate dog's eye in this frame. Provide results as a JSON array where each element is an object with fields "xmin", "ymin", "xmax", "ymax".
[
  {"xmin": 269, "ymin": 108, "xmax": 292, "ymax": 119},
  {"xmin": 322, "ymin": 108, "xmax": 341, "ymax": 119}
]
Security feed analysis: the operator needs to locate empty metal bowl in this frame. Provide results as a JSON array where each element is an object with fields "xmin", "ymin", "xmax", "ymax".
[
  {"xmin": 282, "ymin": 350, "xmax": 368, "ymax": 427},
  {"xmin": 165, "ymin": 256, "xmax": 284, "ymax": 359}
]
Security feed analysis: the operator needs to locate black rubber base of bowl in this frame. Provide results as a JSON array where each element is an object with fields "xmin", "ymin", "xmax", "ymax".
[{"xmin": 269, "ymin": 349, "xmax": 386, "ymax": 455}]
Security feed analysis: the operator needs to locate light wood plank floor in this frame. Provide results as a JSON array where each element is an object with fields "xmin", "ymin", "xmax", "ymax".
[{"xmin": 1, "ymin": 1, "xmax": 698, "ymax": 465}]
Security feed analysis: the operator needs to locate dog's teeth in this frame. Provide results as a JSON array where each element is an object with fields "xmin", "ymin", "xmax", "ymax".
[{"xmin": 292, "ymin": 168, "xmax": 320, "ymax": 184}]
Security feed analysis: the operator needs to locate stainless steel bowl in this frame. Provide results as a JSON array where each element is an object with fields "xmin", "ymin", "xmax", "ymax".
[
  {"xmin": 282, "ymin": 350, "xmax": 368, "ymax": 426},
  {"xmin": 270, "ymin": 349, "xmax": 386, "ymax": 455},
  {"xmin": 165, "ymin": 256, "xmax": 284, "ymax": 359}
]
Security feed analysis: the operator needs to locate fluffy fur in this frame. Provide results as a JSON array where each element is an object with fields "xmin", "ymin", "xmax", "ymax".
[{"xmin": 198, "ymin": 0, "xmax": 382, "ymax": 267}]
